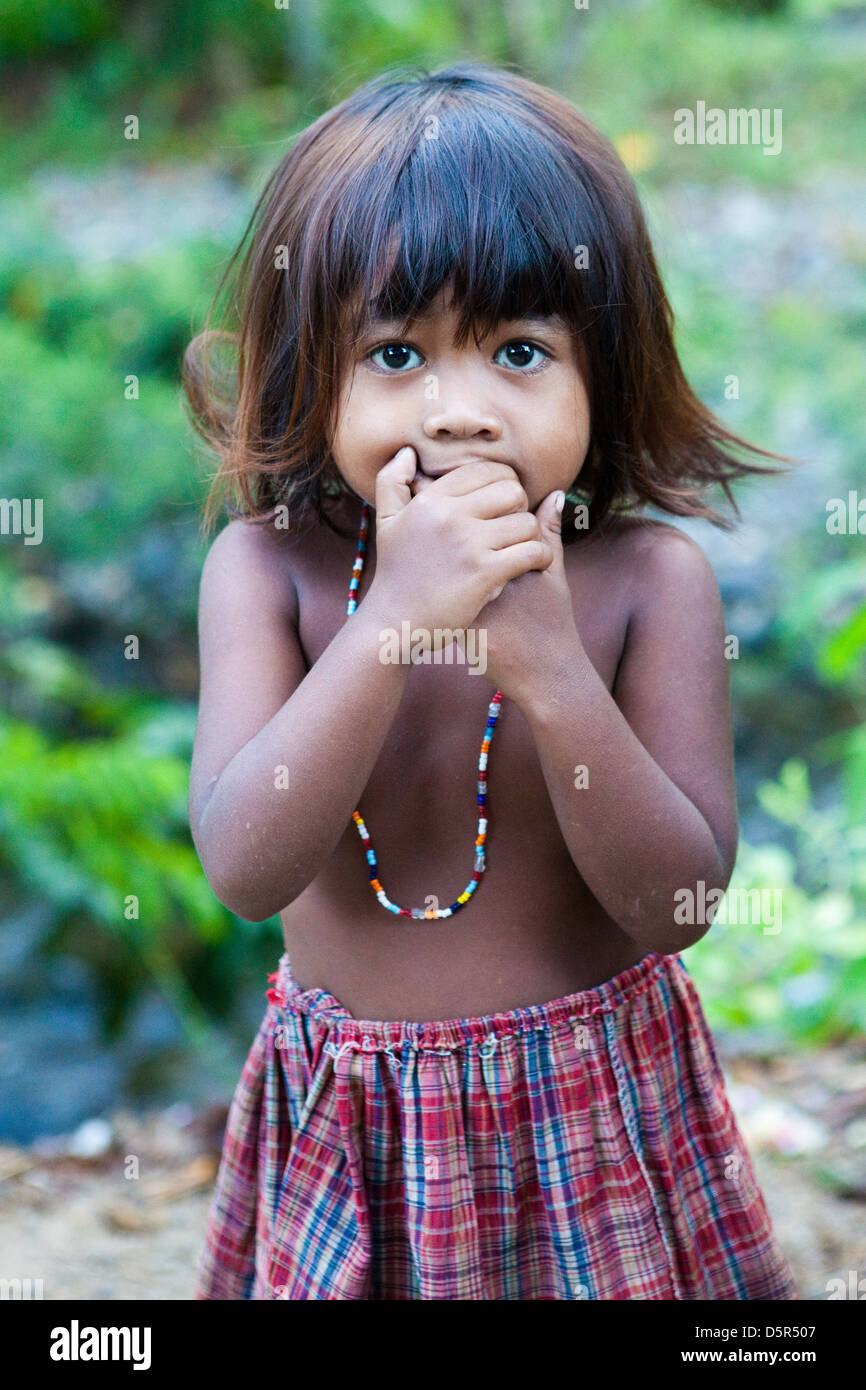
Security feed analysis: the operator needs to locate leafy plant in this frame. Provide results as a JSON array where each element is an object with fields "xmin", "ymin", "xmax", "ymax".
[
  {"xmin": 0, "ymin": 661, "xmax": 278, "ymax": 1084},
  {"xmin": 687, "ymin": 756, "xmax": 866, "ymax": 1045}
]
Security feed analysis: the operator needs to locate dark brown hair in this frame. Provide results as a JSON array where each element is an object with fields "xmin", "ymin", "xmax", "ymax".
[{"xmin": 183, "ymin": 59, "xmax": 796, "ymax": 543}]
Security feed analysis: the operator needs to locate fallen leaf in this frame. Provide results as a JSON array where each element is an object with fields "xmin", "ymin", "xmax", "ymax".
[{"xmin": 141, "ymin": 1155, "xmax": 218, "ymax": 1204}]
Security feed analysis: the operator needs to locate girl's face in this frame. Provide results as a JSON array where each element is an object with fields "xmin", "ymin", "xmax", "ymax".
[{"xmin": 329, "ymin": 287, "xmax": 591, "ymax": 514}]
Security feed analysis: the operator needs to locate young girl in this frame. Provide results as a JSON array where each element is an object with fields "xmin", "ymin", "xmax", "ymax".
[{"xmin": 185, "ymin": 60, "xmax": 799, "ymax": 1300}]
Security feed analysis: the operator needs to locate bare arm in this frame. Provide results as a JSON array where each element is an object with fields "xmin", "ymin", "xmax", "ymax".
[
  {"xmin": 512, "ymin": 525, "xmax": 739, "ymax": 955},
  {"xmin": 189, "ymin": 519, "xmax": 410, "ymax": 921}
]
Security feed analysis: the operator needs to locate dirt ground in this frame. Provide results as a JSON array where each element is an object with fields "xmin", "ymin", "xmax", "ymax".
[{"xmin": 1, "ymin": 1042, "xmax": 864, "ymax": 1301}]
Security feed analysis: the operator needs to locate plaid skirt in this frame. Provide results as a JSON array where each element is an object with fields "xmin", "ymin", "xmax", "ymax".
[{"xmin": 194, "ymin": 949, "xmax": 799, "ymax": 1300}]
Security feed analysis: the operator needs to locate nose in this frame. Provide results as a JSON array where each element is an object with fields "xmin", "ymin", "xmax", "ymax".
[{"xmin": 422, "ymin": 400, "xmax": 503, "ymax": 446}]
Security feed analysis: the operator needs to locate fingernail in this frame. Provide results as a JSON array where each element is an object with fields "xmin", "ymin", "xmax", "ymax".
[{"xmin": 554, "ymin": 490, "xmax": 565, "ymax": 514}]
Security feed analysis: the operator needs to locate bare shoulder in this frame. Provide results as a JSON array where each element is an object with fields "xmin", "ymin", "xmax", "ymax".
[
  {"xmin": 198, "ymin": 515, "xmax": 301, "ymax": 622},
  {"xmin": 190, "ymin": 516, "xmax": 315, "ymax": 840},
  {"xmin": 577, "ymin": 513, "xmax": 709, "ymax": 561},
  {"xmin": 600, "ymin": 516, "xmax": 737, "ymax": 889},
  {"xmin": 576, "ymin": 515, "xmax": 720, "ymax": 613},
  {"xmin": 626, "ymin": 518, "xmax": 721, "ymax": 615}
]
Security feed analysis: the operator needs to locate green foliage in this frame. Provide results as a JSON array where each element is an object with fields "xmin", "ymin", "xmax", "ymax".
[
  {"xmin": 0, "ymin": 627, "xmax": 281, "ymax": 1079},
  {"xmin": 688, "ymin": 757, "xmax": 866, "ymax": 1045},
  {"xmin": 0, "ymin": 0, "xmax": 117, "ymax": 59},
  {"xmin": 2, "ymin": 0, "xmax": 864, "ymax": 185},
  {"xmin": 774, "ymin": 554, "xmax": 866, "ymax": 699},
  {"xmin": 687, "ymin": 524, "xmax": 866, "ymax": 1048},
  {"xmin": 0, "ymin": 712, "xmax": 215, "ymax": 935},
  {"xmin": 790, "ymin": 0, "xmax": 866, "ymax": 16}
]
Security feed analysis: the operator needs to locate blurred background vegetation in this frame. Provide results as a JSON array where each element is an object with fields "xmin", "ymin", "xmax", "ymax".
[{"xmin": 1, "ymin": 0, "xmax": 865, "ymax": 1141}]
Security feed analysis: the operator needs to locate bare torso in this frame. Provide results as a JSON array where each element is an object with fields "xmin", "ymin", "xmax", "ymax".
[{"xmin": 273, "ymin": 491, "xmax": 655, "ymax": 1021}]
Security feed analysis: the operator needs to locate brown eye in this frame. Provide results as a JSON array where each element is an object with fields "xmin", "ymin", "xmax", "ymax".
[
  {"xmin": 495, "ymin": 342, "xmax": 549, "ymax": 372},
  {"xmin": 369, "ymin": 343, "xmax": 423, "ymax": 372}
]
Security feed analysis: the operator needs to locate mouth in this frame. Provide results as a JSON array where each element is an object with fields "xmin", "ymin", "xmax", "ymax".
[
  {"xmin": 410, "ymin": 468, "xmax": 435, "ymax": 494},
  {"xmin": 415, "ymin": 458, "xmax": 515, "ymax": 479}
]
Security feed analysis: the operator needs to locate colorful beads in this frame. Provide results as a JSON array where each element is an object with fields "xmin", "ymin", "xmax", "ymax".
[
  {"xmin": 346, "ymin": 500, "xmax": 502, "ymax": 919},
  {"xmin": 346, "ymin": 506, "xmax": 369, "ymax": 615}
]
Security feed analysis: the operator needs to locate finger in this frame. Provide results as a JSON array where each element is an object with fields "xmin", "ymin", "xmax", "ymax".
[
  {"xmin": 414, "ymin": 460, "xmax": 522, "ymax": 500},
  {"xmin": 466, "ymin": 476, "xmax": 529, "ymax": 519},
  {"xmin": 374, "ymin": 446, "xmax": 417, "ymax": 524},
  {"xmin": 533, "ymin": 489, "xmax": 566, "ymax": 569},
  {"xmin": 478, "ymin": 510, "xmax": 544, "ymax": 549},
  {"xmin": 486, "ymin": 538, "xmax": 555, "ymax": 591}
]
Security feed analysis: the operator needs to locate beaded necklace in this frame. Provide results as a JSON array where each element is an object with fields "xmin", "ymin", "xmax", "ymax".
[{"xmin": 346, "ymin": 499, "xmax": 503, "ymax": 919}]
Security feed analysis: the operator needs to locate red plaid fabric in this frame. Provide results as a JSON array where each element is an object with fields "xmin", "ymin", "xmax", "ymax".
[{"xmin": 194, "ymin": 949, "xmax": 798, "ymax": 1300}]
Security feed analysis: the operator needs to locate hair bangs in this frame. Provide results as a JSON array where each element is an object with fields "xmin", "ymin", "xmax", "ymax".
[{"xmin": 327, "ymin": 97, "xmax": 601, "ymax": 362}]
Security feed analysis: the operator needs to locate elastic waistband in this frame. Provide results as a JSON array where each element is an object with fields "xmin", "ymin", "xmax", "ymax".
[{"xmin": 266, "ymin": 949, "xmax": 679, "ymax": 1055}]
